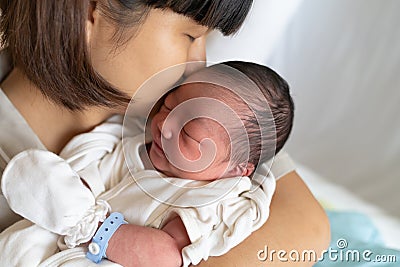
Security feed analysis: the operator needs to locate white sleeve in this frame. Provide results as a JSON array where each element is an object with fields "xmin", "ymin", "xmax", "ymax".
[
  {"xmin": 179, "ymin": 197, "xmax": 261, "ymax": 267},
  {"xmin": 0, "ymin": 219, "xmax": 59, "ymax": 267},
  {"xmin": 59, "ymin": 116, "xmax": 124, "ymax": 193},
  {"xmin": 0, "ymin": 219, "xmax": 123, "ymax": 267},
  {"xmin": 60, "ymin": 115, "xmax": 145, "ymax": 191},
  {"xmin": 1, "ymin": 149, "xmax": 108, "ymax": 248},
  {"xmin": 162, "ymin": 175, "xmax": 276, "ymax": 267},
  {"xmin": 268, "ymin": 150, "xmax": 296, "ymax": 180}
]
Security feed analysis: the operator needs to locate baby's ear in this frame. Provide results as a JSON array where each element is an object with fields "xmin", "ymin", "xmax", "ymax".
[{"xmin": 227, "ymin": 162, "xmax": 255, "ymax": 177}]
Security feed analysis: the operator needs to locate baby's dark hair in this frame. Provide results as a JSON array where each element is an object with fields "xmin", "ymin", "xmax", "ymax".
[{"xmin": 195, "ymin": 61, "xmax": 294, "ymax": 171}]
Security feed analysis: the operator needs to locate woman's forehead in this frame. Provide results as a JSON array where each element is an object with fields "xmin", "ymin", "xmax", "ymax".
[{"xmin": 156, "ymin": 8, "xmax": 209, "ymax": 32}]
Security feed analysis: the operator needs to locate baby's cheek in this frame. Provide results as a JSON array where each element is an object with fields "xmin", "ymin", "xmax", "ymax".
[{"xmin": 181, "ymin": 142, "xmax": 202, "ymax": 162}]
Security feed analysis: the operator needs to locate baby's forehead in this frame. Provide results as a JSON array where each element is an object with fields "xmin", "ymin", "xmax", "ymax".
[
  {"xmin": 166, "ymin": 83, "xmax": 251, "ymax": 127},
  {"xmin": 173, "ymin": 82, "xmax": 239, "ymax": 103},
  {"xmin": 170, "ymin": 83, "xmax": 250, "ymax": 130}
]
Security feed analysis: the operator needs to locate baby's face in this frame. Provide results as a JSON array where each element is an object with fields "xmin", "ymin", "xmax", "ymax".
[{"xmin": 149, "ymin": 84, "xmax": 233, "ymax": 180}]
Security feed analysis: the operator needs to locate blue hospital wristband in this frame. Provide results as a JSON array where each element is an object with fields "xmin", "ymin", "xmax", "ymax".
[{"xmin": 86, "ymin": 212, "xmax": 128, "ymax": 263}]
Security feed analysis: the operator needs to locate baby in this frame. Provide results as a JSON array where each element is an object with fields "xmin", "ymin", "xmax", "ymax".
[
  {"xmin": 146, "ymin": 61, "xmax": 293, "ymax": 180},
  {"xmin": 2, "ymin": 61, "xmax": 294, "ymax": 266}
]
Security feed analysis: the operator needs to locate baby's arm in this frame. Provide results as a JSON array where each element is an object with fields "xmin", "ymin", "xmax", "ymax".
[
  {"xmin": 105, "ymin": 217, "xmax": 190, "ymax": 267},
  {"xmin": 103, "ymin": 174, "xmax": 274, "ymax": 267},
  {"xmin": 162, "ymin": 216, "xmax": 191, "ymax": 251}
]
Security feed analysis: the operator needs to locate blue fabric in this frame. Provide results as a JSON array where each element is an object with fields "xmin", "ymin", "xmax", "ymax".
[
  {"xmin": 86, "ymin": 212, "xmax": 127, "ymax": 263},
  {"xmin": 315, "ymin": 211, "xmax": 400, "ymax": 266}
]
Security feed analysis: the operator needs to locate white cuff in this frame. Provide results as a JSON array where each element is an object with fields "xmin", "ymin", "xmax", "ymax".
[{"xmin": 269, "ymin": 150, "xmax": 296, "ymax": 180}]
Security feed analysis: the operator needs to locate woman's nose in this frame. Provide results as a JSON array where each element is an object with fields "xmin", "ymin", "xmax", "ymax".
[{"xmin": 184, "ymin": 36, "xmax": 207, "ymax": 76}]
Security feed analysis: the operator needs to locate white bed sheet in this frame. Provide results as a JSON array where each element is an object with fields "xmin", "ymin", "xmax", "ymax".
[{"xmin": 297, "ymin": 164, "xmax": 400, "ymax": 250}]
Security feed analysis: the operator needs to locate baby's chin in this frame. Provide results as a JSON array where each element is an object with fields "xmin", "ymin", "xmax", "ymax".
[{"xmin": 148, "ymin": 143, "xmax": 175, "ymax": 176}]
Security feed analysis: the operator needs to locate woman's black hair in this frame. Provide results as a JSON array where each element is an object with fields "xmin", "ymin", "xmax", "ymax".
[
  {"xmin": 0, "ymin": 0, "xmax": 253, "ymax": 111},
  {"xmin": 145, "ymin": 0, "xmax": 252, "ymax": 35}
]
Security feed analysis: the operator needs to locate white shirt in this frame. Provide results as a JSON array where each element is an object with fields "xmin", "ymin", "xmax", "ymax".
[
  {"xmin": 3, "ymin": 116, "xmax": 276, "ymax": 266},
  {"xmin": 0, "ymin": 49, "xmax": 295, "ymax": 266}
]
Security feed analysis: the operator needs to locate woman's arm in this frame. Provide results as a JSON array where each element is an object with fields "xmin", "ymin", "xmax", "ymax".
[{"xmin": 197, "ymin": 171, "xmax": 330, "ymax": 266}]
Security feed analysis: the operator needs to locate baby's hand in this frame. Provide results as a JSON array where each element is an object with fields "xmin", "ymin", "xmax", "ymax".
[{"xmin": 2, "ymin": 149, "xmax": 101, "ymax": 248}]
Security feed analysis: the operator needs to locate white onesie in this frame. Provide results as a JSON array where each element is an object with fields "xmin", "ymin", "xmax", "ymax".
[{"xmin": 1, "ymin": 116, "xmax": 276, "ymax": 267}]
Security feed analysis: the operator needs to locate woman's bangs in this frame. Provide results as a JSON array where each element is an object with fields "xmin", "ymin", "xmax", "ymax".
[{"xmin": 147, "ymin": 0, "xmax": 253, "ymax": 35}]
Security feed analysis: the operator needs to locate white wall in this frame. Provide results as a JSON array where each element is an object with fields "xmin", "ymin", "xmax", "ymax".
[
  {"xmin": 207, "ymin": 0, "xmax": 303, "ymax": 64},
  {"xmin": 207, "ymin": 0, "xmax": 400, "ymax": 218}
]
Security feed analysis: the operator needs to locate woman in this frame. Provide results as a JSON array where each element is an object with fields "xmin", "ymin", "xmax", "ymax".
[{"xmin": 0, "ymin": 0, "xmax": 329, "ymax": 266}]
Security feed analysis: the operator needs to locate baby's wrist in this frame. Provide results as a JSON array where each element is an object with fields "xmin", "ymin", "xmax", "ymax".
[
  {"xmin": 104, "ymin": 224, "xmax": 128, "ymax": 261},
  {"xmin": 86, "ymin": 212, "xmax": 127, "ymax": 263}
]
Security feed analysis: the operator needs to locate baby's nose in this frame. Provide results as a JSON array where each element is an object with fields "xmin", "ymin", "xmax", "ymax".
[
  {"xmin": 157, "ymin": 119, "xmax": 172, "ymax": 140},
  {"xmin": 162, "ymin": 128, "xmax": 172, "ymax": 140}
]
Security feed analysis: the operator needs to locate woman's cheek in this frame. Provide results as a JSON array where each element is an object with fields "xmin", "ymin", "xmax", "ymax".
[
  {"xmin": 163, "ymin": 51, "xmax": 188, "ymax": 71},
  {"xmin": 159, "ymin": 35, "xmax": 191, "ymax": 66}
]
